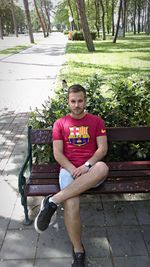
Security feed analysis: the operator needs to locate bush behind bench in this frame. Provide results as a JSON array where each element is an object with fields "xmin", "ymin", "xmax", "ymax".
[{"xmin": 29, "ymin": 74, "xmax": 150, "ymax": 163}]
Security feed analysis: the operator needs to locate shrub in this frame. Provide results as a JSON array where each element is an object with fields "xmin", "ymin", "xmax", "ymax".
[
  {"xmin": 29, "ymin": 74, "xmax": 150, "ymax": 163},
  {"xmin": 72, "ymin": 30, "xmax": 97, "ymax": 40}
]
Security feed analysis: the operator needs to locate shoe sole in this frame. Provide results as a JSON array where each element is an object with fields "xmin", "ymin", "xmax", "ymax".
[{"xmin": 34, "ymin": 198, "xmax": 46, "ymax": 234}]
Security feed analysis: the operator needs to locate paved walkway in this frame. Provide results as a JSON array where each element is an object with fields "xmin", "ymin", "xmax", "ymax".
[{"xmin": 0, "ymin": 33, "xmax": 150, "ymax": 267}]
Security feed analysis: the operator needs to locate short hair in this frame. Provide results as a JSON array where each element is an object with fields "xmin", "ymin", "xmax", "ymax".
[{"xmin": 67, "ymin": 84, "xmax": 86, "ymax": 98}]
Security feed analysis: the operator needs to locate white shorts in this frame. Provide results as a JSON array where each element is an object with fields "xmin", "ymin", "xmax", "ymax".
[{"xmin": 59, "ymin": 168, "xmax": 104, "ymax": 190}]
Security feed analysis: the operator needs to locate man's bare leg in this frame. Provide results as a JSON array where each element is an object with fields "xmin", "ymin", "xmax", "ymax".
[
  {"xmin": 64, "ymin": 196, "xmax": 83, "ymax": 253},
  {"xmin": 53, "ymin": 162, "xmax": 108, "ymax": 204},
  {"xmin": 34, "ymin": 162, "xmax": 108, "ymax": 234}
]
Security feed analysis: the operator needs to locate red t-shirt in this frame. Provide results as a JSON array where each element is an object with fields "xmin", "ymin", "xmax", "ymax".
[{"xmin": 52, "ymin": 113, "xmax": 106, "ymax": 167}]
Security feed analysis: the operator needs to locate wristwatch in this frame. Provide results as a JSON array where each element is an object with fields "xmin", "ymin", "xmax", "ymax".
[{"xmin": 84, "ymin": 161, "xmax": 92, "ymax": 168}]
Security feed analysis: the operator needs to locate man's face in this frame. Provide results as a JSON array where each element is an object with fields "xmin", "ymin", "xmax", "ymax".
[{"xmin": 68, "ymin": 91, "xmax": 86, "ymax": 118}]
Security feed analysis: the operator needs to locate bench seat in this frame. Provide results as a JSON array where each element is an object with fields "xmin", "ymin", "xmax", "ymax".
[
  {"xmin": 25, "ymin": 161, "xmax": 150, "ymax": 196},
  {"xmin": 18, "ymin": 126, "xmax": 150, "ymax": 224}
]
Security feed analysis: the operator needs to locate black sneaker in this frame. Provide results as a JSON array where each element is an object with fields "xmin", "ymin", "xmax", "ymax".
[
  {"xmin": 34, "ymin": 195, "xmax": 57, "ymax": 233},
  {"xmin": 71, "ymin": 249, "xmax": 85, "ymax": 267}
]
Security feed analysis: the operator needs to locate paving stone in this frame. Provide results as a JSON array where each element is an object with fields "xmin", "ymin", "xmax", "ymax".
[
  {"xmin": 81, "ymin": 194, "xmax": 102, "ymax": 203},
  {"xmin": 0, "ymin": 230, "xmax": 38, "ymax": 260},
  {"xmin": 0, "ymin": 179, "xmax": 18, "ymax": 218},
  {"xmin": 107, "ymin": 226, "xmax": 148, "ymax": 256},
  {"xmin": 83, "ymin": 227, "xmax": 110, "ymax": 257},
  {"xmin": 0, "ymin": 260, "xmax": 34, "ymax": 267},
  {"xmin": 133, "ymin": 200, "xmax": 150, "ymax": 225},
  {"xmin": 87, "ymin": 257, "xmax": 113, "ymax": 267},
  {"xmin": 36, "ymin": 226, "xmax": 71, "ymax": 258},
  {"xmin": 80, "ymin": 202, "xmax": 105, "ymax": 226},
  {"xmin": 113, "ymin": 256, "xmax": 150, "ymax": 267},
  {"xmin": 141, "ymin": 226, "xmax": 150, "ymax": 253},
  {"xmin": 103, "ymin": 201, "xmax": 138, "ymax": 226},
  {"xmin": 35, "ymin": 258, "xmax": 72, "ymax": 267},
  {"xmin": 0, "ymin": 218, "xmax": 10, "ymax": 246}
]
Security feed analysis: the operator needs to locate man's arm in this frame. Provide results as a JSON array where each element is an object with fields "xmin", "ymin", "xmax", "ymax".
[
  {"xmin": 87, "ymin": 135, "xmax": 108, "ymax": 166},
  {"xmin": 53, "ymin": 140, "xmax": 76, "ymax": 175},
  {"xmin": 72, "ymin": 135, "xmax": 108, "ymax": 178}
]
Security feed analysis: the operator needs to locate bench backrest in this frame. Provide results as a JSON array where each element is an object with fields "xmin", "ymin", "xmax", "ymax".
[{"xmin": 29, "ymin": 126, "xmax": 150, "ymax": 144}]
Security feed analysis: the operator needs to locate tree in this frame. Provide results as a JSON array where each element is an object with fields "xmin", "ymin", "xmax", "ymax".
[
  {"xmin": 42, "ymin": 0, "xmax": 52, "ymax": 35},
  {"xmin": 23, "ymin": 0, "xmax": 34, "ymax": 43},
  {"xmin": 34, "ymin": 0, "xmax": 46, "ymax": 37},
  {"xmin": 113, "ymin": 0, "xmax": 123, "ymax": 43},
  {"xmin": 112, "ymin": 0, "xmax": 115, "ymax": 35},
  {"xmin": 10, "ymin": 0, "xmax": 18, "ymax": 37},
  {"xmin": 76, "ymin": 0, "xmax": 95, "ymax": 51},
  {"xmin": 99, "ymin": 0, "xmax": 106, "ymax": 40}
]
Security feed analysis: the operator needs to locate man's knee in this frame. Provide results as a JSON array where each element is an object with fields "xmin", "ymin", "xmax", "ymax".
[
  {"xmin": 94, "ymin": 161, "xmax": 109, "ymax": 177},
  {"xmin": 64, "ymin": 197, "xmax": 80, "ymax": 213}
]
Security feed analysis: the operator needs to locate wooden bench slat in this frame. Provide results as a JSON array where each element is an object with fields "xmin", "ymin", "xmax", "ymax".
[
  {"xmin": 109, "ymin": 170, "xmax": 150, "ymax": 177},
  {"xmin": 31, "ymin": 161, "xmax": 150, "ymax": 173},
  {"xmin": 30, "ymin": 169, "xmax": 150, "ymax": 180},
  {"xmin": 25, "ymin": 177, "xmax": 150, "ymax": 196},
  {"xmin": 32, "ymin": 163, "xmax": 60, "ymax": 173},
  {"xmin": 107, "ymin": 127, "xmax": 150, "ymax": 141},
  {"xmin": 30, "ymin": 129, "xmax": 52, "ymax": 144},
  {"xmin": 107, "ymin": 161, "xmax": 150, "ymax": 170}
]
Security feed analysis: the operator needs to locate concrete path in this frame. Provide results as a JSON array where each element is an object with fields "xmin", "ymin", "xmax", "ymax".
[
  {"xmin": 0, "ymin": 32, "xmax": 67, "ymax": 112},
  {"xmin": 0, "ymin": 33, "xmax": 150, "ymax": 267}
]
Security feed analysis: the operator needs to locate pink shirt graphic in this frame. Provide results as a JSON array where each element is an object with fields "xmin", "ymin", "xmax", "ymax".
[{"xmin": 52, "ymin": 113, "xmax": 106, "ymax": 167}]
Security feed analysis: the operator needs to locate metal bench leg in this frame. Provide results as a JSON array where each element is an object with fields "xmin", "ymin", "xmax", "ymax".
[
  {"xmin": 19, "ymin": 175, "xmax": 33, "ymax": 225},
  {"xmin": 21, "ymin": 194, "xmax": 33, "ymax": 225}
]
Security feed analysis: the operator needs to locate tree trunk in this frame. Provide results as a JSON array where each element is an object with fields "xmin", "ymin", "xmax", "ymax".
[
  {"xmin": 0, "ymin": 15, "xmax": 3, "ymax": 39},
  {"xmin": 112, "ymin": 0, "xmax": 115, "ymax": 36},
  {"xmin": 34, "ymin": 0, "xmax": 46, "ymax": 37},
  {"xmin": 75, "ymin": 1, "xmax": 80, "ymax": 30},
  {"xmin": 145, "ymin": 1, "xmax": 150, "ymax": 34},
  {"xmin": 122, "ymin": 0, "xmax": 127, "ymax": 37},
  {"xmin": 99, "ymin": 0, "xmax": 106, "ymax": 40},
  {"xmin": 42, "ymin": 0, "xmax": 51, "ymax": 35},
  {"xmin": 113, "ymin": 0, "xmax": 122, "ymax": 43},
  {"xmin": 95, "ymin": 0, "xmax": 100, "ymax": 37},
  {"xmin": 137, "ymin": 0, "xmax": 141, "ymax": 34},
  {"xmin": 76, "ymin": 0, "xmax": 95, "ymax": 52},
  {"xmin": 23, "ymin": 0, "xmax": 34, "ymax": 43},
  {"xmin": 106, "ymin": 0, "xmax": 110, "ymax": 34},
  {"xmin": 40, "ymin": 0, "xmax": 48, "ymax": 34},
  {"xmin": 133, "ymin": 0, "xmax": 137, "ymax": 34},
  {"xmin": 67, "ymin": 0, "xmax": 77, "ymax": 30},
  {"xmin": 11, "ymin": 0, "xmax": 18, "ymax": 37}
]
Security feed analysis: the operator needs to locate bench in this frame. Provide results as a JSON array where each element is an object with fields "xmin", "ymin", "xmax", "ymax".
[{"xmin": 18, "ymin": 126, "xmax": 150, "ymax": 225}]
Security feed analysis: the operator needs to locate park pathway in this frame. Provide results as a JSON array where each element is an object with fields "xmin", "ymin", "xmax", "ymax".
[{"xmin": 0, "ymin": 32, "xmax": 67, "ymax": 112}]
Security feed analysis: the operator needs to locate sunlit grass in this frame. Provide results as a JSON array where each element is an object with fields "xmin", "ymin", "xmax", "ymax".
[
  {"xmin": 0, "ymin": 45, "xmax": 30, "ymax": 55},
  {"xmin": 60, "ymin": 34, "xmax": 150, "ymax": 85}
]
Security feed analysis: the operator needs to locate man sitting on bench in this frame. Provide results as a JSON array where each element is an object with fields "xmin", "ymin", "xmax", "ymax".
[{"xmin": 34, "ymin": 84, "xmax": 108, "ymax": 267}]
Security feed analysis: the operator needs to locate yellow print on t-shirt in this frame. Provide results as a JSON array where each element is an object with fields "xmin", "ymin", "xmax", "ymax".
[{"xmin": 68, "ymin": 126, "xmax": 90, "ymax": 146}]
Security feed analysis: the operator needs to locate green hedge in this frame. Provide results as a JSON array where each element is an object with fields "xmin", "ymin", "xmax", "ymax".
[
  {"xmin": 72, "ymin": 30, "xmax": 97, "ymax": 40},
  {"xmin": 29, "ymin": 74, "xmax": 150, "ymax": 163}
]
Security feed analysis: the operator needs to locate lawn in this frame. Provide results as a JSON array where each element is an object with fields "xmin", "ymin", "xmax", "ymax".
[
  {"xmin": 0, "ymin": 45, "xmax": 30, "ymax": 55},
  {"xmin": 60, "ymin": 34, "xmax": 150, "ymax": 85}
]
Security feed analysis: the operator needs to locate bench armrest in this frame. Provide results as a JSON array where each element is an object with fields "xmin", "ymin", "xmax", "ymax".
[{"xmin": 18, "ymin": 153, "xmax": 31, "ymax": 195}]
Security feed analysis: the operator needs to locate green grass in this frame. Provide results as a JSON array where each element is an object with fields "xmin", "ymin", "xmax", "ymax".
[
  {"xmin": 60, "ymin": 34, "xmax": 150, "ymax": 85},
  {"xmin": 0, "ymin": 45, "xmax": 30, "ymax": 55}
]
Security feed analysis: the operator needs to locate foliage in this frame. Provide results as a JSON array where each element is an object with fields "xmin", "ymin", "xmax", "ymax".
[
  {"xmin": 0, "ymin": 45, "xmax": 30, "ymax": 55},
  {"xmin": 72, "ymin": 30, "xmax": 97, "ymax": 40},
  {"xmin": 29, "ymin": 73, "xmax": 150, "ymax": 163},
  {"xmin": 0, "ymin": 1, "xmax": 25, "ymax": 35}
]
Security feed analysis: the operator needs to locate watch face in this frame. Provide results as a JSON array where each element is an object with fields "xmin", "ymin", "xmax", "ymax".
[{"xmin": 85, "ymin": 162, "xmax": 91, "ymax": 167}]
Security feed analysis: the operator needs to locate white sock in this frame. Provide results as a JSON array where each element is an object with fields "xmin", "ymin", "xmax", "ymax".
[{"xmin": 48, "ymin": 196, "xmax": 57, "ymax": 205}]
